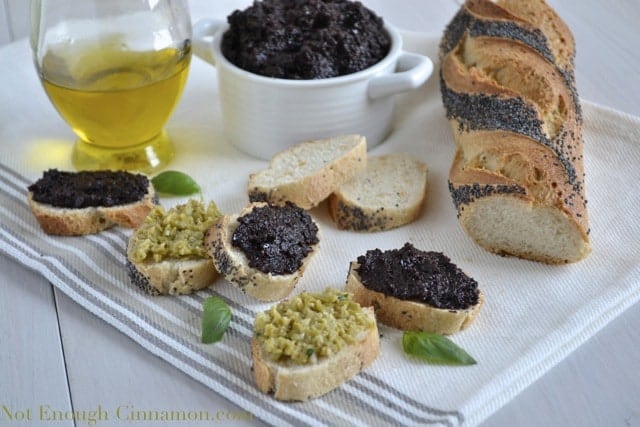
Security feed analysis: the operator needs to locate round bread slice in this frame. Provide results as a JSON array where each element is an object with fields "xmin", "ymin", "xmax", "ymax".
[
  {"xmin": 126, "ymin": 249, "xmax": 218, "ymax": 296},
  {"xmin": 345, "ymin": 260, "xmax": 483, "ymax": 335},
  {"xmin": 204, "ymin": 202, "xmax": 319, "ymax": 302},
  {"xmin": 328, "ymin": 153, "xmax": 428, "ymax": 231},
  {"xmin": 252, "ymin": 291, "xmax": 379, "ymax": 401},
  {"xmin": 247, "ymin": 134, "xmax": 367, "ymax": 209},
  {"xmin": 126, "ymin": 199, "xmax": 221, "ymax": 295},
  {"xmin": 27, "ymin": 182, "xmax": 157, "ymax": 236}
]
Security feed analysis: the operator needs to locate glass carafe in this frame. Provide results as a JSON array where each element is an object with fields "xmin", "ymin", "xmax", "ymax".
[{"xmin": 30, "ymin": 0, "xmax": 192, "ymax": 173}]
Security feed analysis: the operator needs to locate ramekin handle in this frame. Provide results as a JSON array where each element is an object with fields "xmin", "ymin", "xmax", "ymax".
[
  {"xmin": 192, "ymin": 18, "xmax": 226, "ymax": 66},
  {"xmin": 368, "ymin": 52, "xmax": 433, "ymax": 99}
]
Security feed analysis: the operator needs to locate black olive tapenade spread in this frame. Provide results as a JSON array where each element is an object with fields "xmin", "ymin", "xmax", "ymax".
[
  {"xmin": 28, "ymin": 169, "xmax": 149, "ymax": 209},
  {"xmin": 221, "ymin": 0, "xmax": 391, "ymax": 79},
  {"xmin": 232, "ymin": 202, "xmax": 319, "ymax": 275},
  {"xmin": 355, "ymin": 243, "xmax": 479, "ymax": 310}
]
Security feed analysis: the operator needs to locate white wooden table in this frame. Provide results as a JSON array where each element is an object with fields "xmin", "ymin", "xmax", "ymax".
[{"xmin": 1, "ymin": 1, "xmax": 639, "ymax": 426}]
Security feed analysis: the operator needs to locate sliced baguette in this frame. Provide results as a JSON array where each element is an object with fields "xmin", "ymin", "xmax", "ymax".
[
  {"xmin": 126, "ymin": 253, "xmax": 218, "ymax": 296},
  {"xmin": 204, "ymin": 202, "xmax": 319, "ymax": 302},
  {"xmin": 252, "ymin": 300, "xmax": 378, "ymax": 401},
  {"xmin": 27, "ymin": 170, "xmax": 157, "ymax": 236},
  {"xmin": 346, "ymin": 263, "xmax": 483, "ymax": 334},
  {"xmin": 28, "ymin": 192, "xmax": 156, "ymax": 235},
  {"xmin": 126, "ymin": 200, "xmax": 221, "ymax": 295},
  {"xmin": 247, "ymin": 134, "xmax": 367, "ymax": 209},
  {"xmin": 328, "ymin": 153, "xmax": 428, "ymax": 231}
]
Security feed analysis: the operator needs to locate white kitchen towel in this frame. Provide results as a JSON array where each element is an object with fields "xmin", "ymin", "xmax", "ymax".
[{"xmin": 1, "ymin": 33, "xmax": 639, "ymax": 427}]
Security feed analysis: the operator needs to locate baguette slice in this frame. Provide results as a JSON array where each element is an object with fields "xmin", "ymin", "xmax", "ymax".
[
  {"xmin": 204, "ymin": 202, "xmax": 319, "ymax": 302},
  {"xmin": 346, "ymin": 263, "xmax": 483, "ymax": 334},
  {"xmin": 28, "ymin": 193, "xmax": 156, "ymax": 236},
  {"xmin": 328, "ymin": 153, "xmax": 428, "ymax": 231},
  {"xmin": 126, "ymin": 255, "xmax": 217, "ymax": 296},
  {"xmin": 248, "ymin": 134, "xmax": 367, "ymax": 209},
  {"xmin": 126, "ymin": 200, "xmax": 221, "ymax": 295},
  {"xmin": 27, "ymin": 170, "xmax": 157, "ymax": 236},
  {"xmin": 252, "ymin": 292, "xmax": 378, "ymax": 401}
]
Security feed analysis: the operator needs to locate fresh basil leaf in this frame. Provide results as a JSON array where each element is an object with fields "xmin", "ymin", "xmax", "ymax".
[
  {"xmin": 402, "ymin": 331, "xmax": 476, "ymax": 366},
  {"xmin": 201, "ymin": 297, "xmax": 231, "ymax": 344},
  {"xmin": 151, "ymin": 170, "xmax": 201, "ymax": 196}
]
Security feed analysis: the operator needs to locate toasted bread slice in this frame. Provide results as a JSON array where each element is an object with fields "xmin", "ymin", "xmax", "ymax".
[
  {"xmin": 252, "ymin": 290, "xmax": 379, "ymax": 401},
  {"xmin": 247, "ymin": 134, "xmax": 367, "ymax": 209},
  {"xmin": 346, "ymin": 264, "xmax": 483, "ymax": 334},
  {"xmin": 328, "ymin": 153, "xmax": 428, "ymax": 231},
  {"xmin": 204, "ymin": 202, "xmax": 319, "ymax": 302},
  {"xmin": 27, "ymin": 169, "xmax": 157, "ymax": 236},
  {"xmin": 345, "ymin": 243, "xmax": 483, "ymax": 334},
  {"xmin": 126, "ymin": 200, "xmax": 221, "ymax": 295},
  {"xmin": 126, "ymin": 248, "xmax": 218, "ymax": 296}
]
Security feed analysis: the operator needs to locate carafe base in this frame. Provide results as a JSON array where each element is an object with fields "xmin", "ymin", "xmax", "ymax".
[{"xmin": 71, "ymin": 131, "xmax": 175, "ymax": 174}]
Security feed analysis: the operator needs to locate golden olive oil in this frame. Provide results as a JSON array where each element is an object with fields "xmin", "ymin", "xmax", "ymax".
[{"xmin": 40, "ymin": 43, "xmax": 191, "ymax": 171}]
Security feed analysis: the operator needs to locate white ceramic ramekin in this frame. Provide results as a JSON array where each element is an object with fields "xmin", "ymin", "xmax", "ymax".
[{"xmin": 192, "ymin": 18, "xmax": 433, "ymax": 159}]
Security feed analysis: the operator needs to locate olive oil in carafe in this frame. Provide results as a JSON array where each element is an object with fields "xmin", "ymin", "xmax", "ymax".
[{"xmin": 40, "ymin": 43, "xmax": 191, "ymax": 172}]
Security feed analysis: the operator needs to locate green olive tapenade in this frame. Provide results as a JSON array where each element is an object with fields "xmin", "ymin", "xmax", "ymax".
[
  {"xmin": 129, "ymin": 199, "xmax": 222, "ymax": 263},
  {"xmin": 254, "ymin": 288, "xmax": 375, "ymax": 365},
  {"xmin": 126, "ymin": 199, "xmax": 223, "ymax": 296}
]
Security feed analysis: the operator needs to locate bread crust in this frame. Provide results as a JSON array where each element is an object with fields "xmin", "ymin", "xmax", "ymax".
[
  {"xmin": 448, "ymin": 149, "xmax": 590, "ymax": 263},
  {"xmin": 204, "ymin": 202, "xmax": 319, "ymax": 302},
  {"xmin": 345, "ymin": 262, "xmax": 483, "ymax": 335},
  {"xmin": 440, "ymin": 0, "xmax": 576, "ymax": 77},
  {"xmin": 496, "ymin": 0, "xmax": 576, "ymax": 73},
  {"xmin": 252, "ymin": 306, "xmax": 378, "ymax": 401},
  {"xmin": 247, "ymin": 135, "xmax": 367, "ymax": 209},
  {"xmin": 27, "ymin": 187, "xmax": 156, "ymax": 236},
  {"xmin": 439, "ymin": 0, "xmax": 590, "ymax": 264},
  {"xmin": 126, "ymin": 237, "xmax": 218, "ymax": 296}
]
